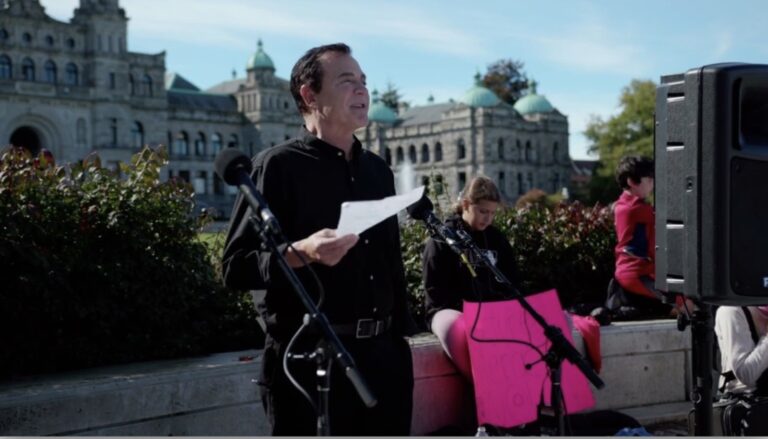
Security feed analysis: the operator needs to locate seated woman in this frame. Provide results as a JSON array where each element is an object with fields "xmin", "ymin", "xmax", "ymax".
[
  {"xmin": 715, "ymin": 305, "xmax": 768, "ymax": 395},
  {"xmin": 423, "ymin": 176, "xmax": 519, "ymax": 381}
]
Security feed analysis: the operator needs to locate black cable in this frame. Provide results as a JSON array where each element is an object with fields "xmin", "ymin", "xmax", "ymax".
[
  {"xmin": 453, "ymin": 225, "xmax": 544, "ymax": 356},
  {"xmin": 274, "ymin": 233, "xmax": 336, "ymax": 418},
  {"xmin": 282, "ymin": 320, "xmax": 317, "ymax": 413}
]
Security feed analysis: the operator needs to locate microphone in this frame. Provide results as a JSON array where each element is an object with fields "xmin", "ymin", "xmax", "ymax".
[
  {"xmin": 406, "ymin": 195, "xmax": 477, "ymax": 277},
  {"xmin": 214, "ymin": 148, "xmax": 281, "ymax": 234}
]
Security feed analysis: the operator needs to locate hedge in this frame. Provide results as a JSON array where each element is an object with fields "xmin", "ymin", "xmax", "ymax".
[{"xmin": 0, "ymin": 147, "xmax": 261, "ymax": 378}]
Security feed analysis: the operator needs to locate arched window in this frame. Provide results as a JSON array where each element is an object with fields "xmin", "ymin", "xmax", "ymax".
[
  {"xmin": 43, "ymin": 60, "xmax": 56, "ymax": 83},
  {"xmin": 515, "ymin": 139, "xmax": 522, "ymax": 161},
  {"xmin": 0, "ymin": 55, "xmax": 11, "ymax": 79},
  {"xmin": 457, "ymin": 138, "xmax": 466, "ymax": 159},
  {"xmin": 395, "ymin": 146, "xmax": 404, "ymax": 164},
  {"xmin": 211, "ymin": 133, "xmax": 223, "ymax": 155},
  {"xmin": 0, "ymin": 29, "xmax": 8, "ymax": 41},
  {"xmin": 76, "ymin": 118, "xmax": 86, "ymax": 146},
  {"xmin": 129, "ymin": 74, "xmax": 135, "ymax": 95},
  {"xmin": 194, "ymin": 132, "xmax": 206, "ymax": 156},
  {"xmin": 65, "ymin": 63, "xmax": 78, "ymax": 85},
  {"xmin": 553, "ymin": 141, "xmax": 559, "ymax": 163},
  {"xmin": 143, "ymin": 74, "xmax": 153, "ymax": 97},
  {"xmin": 525, "ymin": 140, "xmax": 532, "ymax": 162},
  {"xmin": 498, "ymin": 172, "xmax": 506, "ymax": 195},
  {"xmin": 174, "ymin": 131, "xmax": 189, "ymax": 156},
  {"xmin": 527, "ymin": 172, "xmax": 534, "ymax": 191},
  {"xmin": 458, "ymin": 171, "xmax": 467, "ymax": 191},
  {"xmin": 110, "ymin": 118, "xmax": 118, "ymax": 146},
  {"xmin": 22, "ymin": 57, "xmax": 35, "ymax": 81},
  {"xmin": 408, "ymin": 144, "xmax": 417, "ymax": 163},
  {"xmin": 497, "ymin": 138, "xmax": 505, "ymax": 160},
  {"xmin": 435, "ymin": 174, "xmax": 444, "ymax": 195},
  {"xmin": 517, "ymin": 173, "xmax": 524, "ymax": 195},
  {"xmin": 421, "ymin": 143, "xmax": 430, "ymax": 163},
  {"xmin": 434, "ymin": 142, "xmax": 443, "ymax": 162},
  {"xmin": 131, "ymin": 122, "xmax": 144, "ymax": 148},
  {"xmin": 45, "ymin": 35, "xmax": 54, "ymax": 46},
  {"xmin": 228, "ymin": 133, "xmax": 239, "ymax": 148},
  {"xmin": 213, "ymin": 174, "xmax": 224, "ymax": 195},
  {"xmin": 384, "ymin": 147, "xmax": 392, "ymax": 166}
]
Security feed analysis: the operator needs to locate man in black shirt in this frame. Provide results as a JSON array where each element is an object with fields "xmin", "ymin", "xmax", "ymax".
[{"xmin": 222, "ymin": 43, "xmax": 415, "ymax": 436}]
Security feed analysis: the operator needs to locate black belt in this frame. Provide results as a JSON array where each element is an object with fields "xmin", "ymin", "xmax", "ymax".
[{"xmin": 331, "ymin": 316, "xmax": 392, "ymax": 339}]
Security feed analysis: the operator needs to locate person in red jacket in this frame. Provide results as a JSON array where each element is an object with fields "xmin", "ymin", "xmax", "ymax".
[{"xmin": 612, "ymin": 155, "xmax": 658, "ymax": 301}]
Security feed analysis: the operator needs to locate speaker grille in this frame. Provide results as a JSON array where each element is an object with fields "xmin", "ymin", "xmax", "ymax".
[{"xmin": 730, "ymin": 157, "xmax": 768, "ymax": 295}]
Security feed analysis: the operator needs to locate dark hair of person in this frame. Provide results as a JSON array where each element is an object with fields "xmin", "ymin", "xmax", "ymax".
[
  {"xmin": 453, "ymin": 175, "xmax": 502, "ymax": 214},
  {"xmin": 615, "ymin": 155, "xmax": 654, "ymax": 189},
  {"xmin": 290, "ymin": 43, "xmax": 351, "ymax": 114}
]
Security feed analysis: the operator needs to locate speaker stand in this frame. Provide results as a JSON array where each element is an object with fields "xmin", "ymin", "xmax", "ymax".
[{"xmin": 688, "ymin": 301, "xmax": 714, "ymax": 436}]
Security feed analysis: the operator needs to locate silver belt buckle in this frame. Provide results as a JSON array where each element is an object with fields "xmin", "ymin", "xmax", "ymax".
[{"xmin": 356, "ymin": 318, "xmax": 375, "ymax": 338}]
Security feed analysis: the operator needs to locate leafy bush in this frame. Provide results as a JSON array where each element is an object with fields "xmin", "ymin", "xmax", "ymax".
[
  {"xmin": 498, "ymin": 201, "xmax": 616, "ymax": 308},
  {"xmin": 400, "ymin": 218, "xmax": 429, "ymax": 331},
  {"xmin": 0, "ymin": 147, "xmax": 261, "ymax": 378},
  {"xmin": 400, "ymin": 198, "xmax": 616, "ymax": 321}
]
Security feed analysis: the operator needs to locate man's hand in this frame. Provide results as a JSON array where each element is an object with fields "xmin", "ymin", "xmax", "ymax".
[{"xmin": 285, "ymin": 229, "xmax": 359, "ymax": 268}]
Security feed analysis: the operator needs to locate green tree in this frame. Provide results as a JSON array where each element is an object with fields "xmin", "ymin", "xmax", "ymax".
[
  {"xmin": 482, "ymin": 59, "xmax": 529, "ymax": 105},
  {"xmin": 584, "ymin": 79, "xmax": 656, "ymax": 204},
  {"xmin": 380, "ymin": 81, "xmax": 408, "ymax": 113}
]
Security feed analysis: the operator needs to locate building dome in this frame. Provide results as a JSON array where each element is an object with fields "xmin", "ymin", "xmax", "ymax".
[
  {"xmin": 367, "ymin": 90, "xmax": 398, "ymax": 124},
  {"xmin": 513, "ymin": 80, "xmax": 555, "ymax": 115},
  {"xmin": 461, "ymin": 73, "xmax": 501, "ymax": 107},
  {"xmin": 246, "ymin": 39, "xmax": 275, "ymax": 70}
]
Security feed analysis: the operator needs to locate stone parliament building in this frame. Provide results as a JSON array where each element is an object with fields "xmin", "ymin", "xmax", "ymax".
[{"xmin": 1, "ymin": 0, "xmax": 574, "ymax": 216}]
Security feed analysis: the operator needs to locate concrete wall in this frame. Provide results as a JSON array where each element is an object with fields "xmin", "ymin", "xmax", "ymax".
[{"xmin": 0, "ymin": 320, "xmax": 691, "ymax": 436}]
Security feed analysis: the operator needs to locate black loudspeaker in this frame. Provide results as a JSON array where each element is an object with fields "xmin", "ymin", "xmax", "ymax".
[{"xmin": 655, "ymin": 63, "xmax": 768, "ymax": 305}]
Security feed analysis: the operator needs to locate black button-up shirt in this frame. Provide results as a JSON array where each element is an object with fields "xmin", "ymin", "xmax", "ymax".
[{"xmin": 222, "ymin": 130, "xmax": 415, "ymax": 341}]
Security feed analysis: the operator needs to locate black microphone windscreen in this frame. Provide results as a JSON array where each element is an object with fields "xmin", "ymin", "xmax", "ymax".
[
  {"xmin": 406, "ymin": 195, "xmax": 434, "ymax": 221},
  {"xmin": 214, "ymin": 148, "xmax": 252, "ymax": 186}
]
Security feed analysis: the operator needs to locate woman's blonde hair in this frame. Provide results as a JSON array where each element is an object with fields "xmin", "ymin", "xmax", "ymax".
[{"xmin": 453, "ymin": 175, "xmax": 502, "ymax": 214}]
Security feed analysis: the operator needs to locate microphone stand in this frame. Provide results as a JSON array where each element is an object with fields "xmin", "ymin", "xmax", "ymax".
[
  {"xmin": 424, "ymin": 224, "xmax": 604, "ymax": 436},
  {"xmin": 243, "ymin": 210, "xmax": 377, "ymax": 436}
]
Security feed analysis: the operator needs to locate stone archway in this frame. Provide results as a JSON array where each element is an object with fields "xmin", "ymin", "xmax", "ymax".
[{"xmin": 10, "ymin": 126, "xmax": 42, "ymax": 156}]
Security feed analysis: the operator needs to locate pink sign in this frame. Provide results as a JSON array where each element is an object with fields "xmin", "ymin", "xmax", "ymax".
[{"xmin": 463, "ymin": 289, "xmax": 596, "ymax": 427}]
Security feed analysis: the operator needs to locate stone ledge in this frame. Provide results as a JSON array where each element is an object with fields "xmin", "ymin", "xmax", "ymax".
[
  {"xmin": 0, "ymin": 319, "xmax": 691, "ymax": 436},
  {"xmin": 0, "ymin": 351, "xmax": 266, "ymax": 436}
]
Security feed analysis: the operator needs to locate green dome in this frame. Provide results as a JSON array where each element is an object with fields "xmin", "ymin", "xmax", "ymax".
[
  {"xmin": 246, "ymin": 39, "xmax": 275, "ymax": 70},
  {"xmin": 367, "ymin": 90, "xmax": 398, "ymax": 124},
  {"xmin": 461, "ymin": 73, "xmax": 501, "ymax": 107},
  {"xmin": 514, "ymin": 80, "xmax": 555, "ymax": 115}
]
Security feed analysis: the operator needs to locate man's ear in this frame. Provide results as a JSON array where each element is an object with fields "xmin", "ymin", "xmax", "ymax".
[{"xmin": 299, "ymin": 84, "xmax": 316, "ymax": 111}]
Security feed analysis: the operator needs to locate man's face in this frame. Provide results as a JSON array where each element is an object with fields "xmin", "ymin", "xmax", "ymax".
[{"xmin": 312, "ymin": 52, "xmax": 369, "ymax": 131}]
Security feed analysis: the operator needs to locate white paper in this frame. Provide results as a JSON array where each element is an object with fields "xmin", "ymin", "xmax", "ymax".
[{"xmin": 336, "ymin": 186, "xmax": 425, "ymax": 236}]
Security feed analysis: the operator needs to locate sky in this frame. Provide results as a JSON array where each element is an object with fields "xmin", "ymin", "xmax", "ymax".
[{"xmin": 45, "ymin": 0, "xmax": 768, "ymax": 160}]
